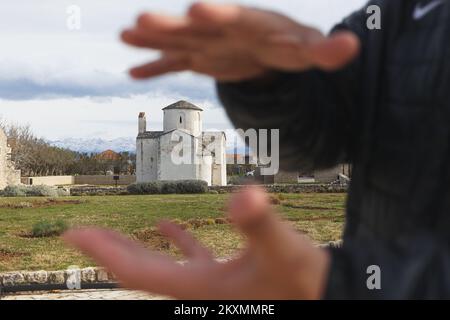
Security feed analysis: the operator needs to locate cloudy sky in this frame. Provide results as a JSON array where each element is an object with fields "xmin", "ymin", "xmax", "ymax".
[{"xmin": 0, "ymin": 0, "xmax": 366, "ymax": 140}]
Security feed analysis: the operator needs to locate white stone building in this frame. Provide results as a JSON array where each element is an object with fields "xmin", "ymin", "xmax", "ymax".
[
  {"xmin": 136, "ymin": 101, "xmax": 227, "ymax": 186},
  {"xmin": 0, "ymin": 128, "xmax": 21, "ymax": 189}
]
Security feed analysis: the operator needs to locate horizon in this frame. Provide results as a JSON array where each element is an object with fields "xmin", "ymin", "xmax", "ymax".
[{"xmin": 0, "ymin": 0, "xmax": 366, "ymax": 141}]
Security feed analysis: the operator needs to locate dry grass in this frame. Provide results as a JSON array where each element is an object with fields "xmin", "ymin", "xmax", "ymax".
[{"xmin": 0, "ymin": 193, "xmax": 346, "ymax": 271}]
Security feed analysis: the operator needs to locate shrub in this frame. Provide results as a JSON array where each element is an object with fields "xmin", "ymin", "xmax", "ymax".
[
  {"xmin": 2, "ymin": 185, "xmax": 28, "ymax": 197},
  {"xmin": 31, "ymin": 220, "xmax": 69, "ymax": 238},
  {"xmin": 56, "ymin": 188, "xmax": 70, "ymax": 197},
  {"xmin": 26, "ymin": 185, "xmax": 58, "ymax": 197},
  {"xmin": 161, "ymin": 181, "xmax": 178, "ymax": 194},
  {"xmin": 127, "ymin": 180, "xmax": 208, "ymax": 195},
  {"xmin": 126, "ymin": 183, "xmax": 141, "ymax": 194},
  {"xmin": 175, "ymin": 180, "xmax": 208, "ymax": 194},
  {"xmin": 1, "ymin": 185, "xmax": 68, "ymax": 197},
  {"xmin": 127, "ymin": 182, "xmax": 161, "ymax": 195},
  {"xmin": 227, "ymin": 176, "xmax": 254, "ymax": 186},
  {"xmin": 142, "ymin": 182, "xmax": 162, "ymax": 194}
]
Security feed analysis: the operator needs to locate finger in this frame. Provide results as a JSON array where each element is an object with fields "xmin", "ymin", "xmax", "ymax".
[
  {"xmin": 270, "ymin": 31, "xmax": 360, "ymax": 71},
  {"xmin": 129, "ymin": 54, "xmax": 191, "ymax": 79},
  {"xmin": 189, "ymin": 2, "xmax": 284, "ymax": 34},
  {"xmin": 136, "ymin": 12, "xmax": 190, "ymax": 33},
  {"xmin": 63, "ymin": 228, "xmax": 196, "ymax": 296},
  {"xmin": 158, "ymin": 220, "xmax": 212, "ymax": 260},
  {"xmin": 122, "ymin": 27, "xmax": 212, "ymax": 51},
  {"xmin": 188, "ymin": 2, "xmax": 244, "ymax": 26},
  {"xmin": 228, "ymin": 187, "xmax": 313, "ymax": 260},
  {"xmin": 307, "ymin": 31, "xmax": 360, "ymax": 70}
]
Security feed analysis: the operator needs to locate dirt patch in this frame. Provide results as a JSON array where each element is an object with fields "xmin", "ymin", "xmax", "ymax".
[
  {"xmin": 282, "ymin": 203, "xmax": 334, "ymax": 211},
  {"xmin": 0, "ymin": 199, "xmax": 87, "ymax": 209},
  {"xmin": 0, "ymin": 202, "xmax": 33, "ymax": 209},
  {"xmin": 0, "ymin": 248, "xmax": 26, "ymax": 261},
  {"xmin": 132, "ymin": 229, "xmax": 171, "ymax": 250},
  {"xmin": 132, "ymin": 218, "xmax": 232, "ymax": 250},
  {"xmin": 17, "ymin": 231, "xmax": 34, "ymax": 238},
  {"xmin": 187, "ymin": 218, "xmax": 231, "ymax": 229},
  {"xmin": 32, "ymin": 199, "xmax": 87, "ymax": 208},
  {"xmin": 269, "ymin": 195, "xmax": 281, "ymax": 205},
  {"xmin": 171, "ymin": 218, "xmax": 231, "ymax": 230},
  {"xmin": 287, "ymin": 216, "xmax": 343, "ymax": 222}
]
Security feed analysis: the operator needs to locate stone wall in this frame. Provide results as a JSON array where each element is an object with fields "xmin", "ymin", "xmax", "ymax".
[
  {"xmin": 68, "ymin": 183, "xmax": 347, "ymax": 196},
  {"xmin": 22, "ymin": 176, "xmax": 75, "ymax": 186},
  {"xmin": 69, "ymin": 186, "xmax": 128, "ymax": 196},
  {"xmin": 0, "ymin": 267, "xmax": 116, "ymax": 288},
  {"xmin": 74, "ymin": 175, "xmax": 136, "ymax": 186},
  {"xmin": 210, "ymin": 184, "xmax": 348, "ymax": 194},
  {"xmin": 20, "ymin": 175, "xmax": 136, "ymax": 187}
]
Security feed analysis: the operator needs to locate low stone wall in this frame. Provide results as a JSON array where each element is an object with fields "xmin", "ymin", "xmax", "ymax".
[
  {"xmin": 20, "ymin": 175, "xmax": 136, "ymax": 187},
  {"xmin": 0, "ymin": 243, "xmax": 342, "ymax": 289},
  {"xmin": 69, "ymin": 186, "xmax": 128, "ymax": 196},
  {"xmin": 211, "ymin": 184, "xmax": 348, "ymax": 194},
  {"xmin": 0, "ymin": 267, "xmax": 115, "ymax": 288},
  {"xmin": 68, "ymin": 183, "xmax": 347, "ymax": 196}
]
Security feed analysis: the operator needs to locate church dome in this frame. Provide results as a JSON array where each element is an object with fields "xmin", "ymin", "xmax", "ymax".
[
  {"xmin": 162, "ymin": 100, "xmax": 203, "ymax": 111},
  {"xmin": 163, "ymin": 101, "xmax": 203, "ymax": 136}
]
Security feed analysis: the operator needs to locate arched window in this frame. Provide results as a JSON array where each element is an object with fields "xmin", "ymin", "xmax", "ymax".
[{"xmin": 178, "ymin": 112, "xmax": 186, "ymax": 129}]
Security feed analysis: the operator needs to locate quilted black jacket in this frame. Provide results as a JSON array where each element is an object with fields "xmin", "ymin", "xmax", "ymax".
[{"xmin": 217, "ymin": 0, "xmax": 450, "ymax": 299}]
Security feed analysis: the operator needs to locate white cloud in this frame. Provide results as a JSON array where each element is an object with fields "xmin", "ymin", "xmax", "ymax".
[
  {"xmin": 0, "ymin": 0, "xmax": 367, "ymax": 140},
  {"xmin": 0, "ymin": 93, "xmax": 228, "ymax": 140}
]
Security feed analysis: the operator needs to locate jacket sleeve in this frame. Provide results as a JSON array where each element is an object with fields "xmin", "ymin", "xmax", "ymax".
[
  {"xmin": 216, "ymin": 6, "xmax": 370, "ymax": 172},
  {"xmin": 325, "ymin": 234, "xmax": 450, "ymax": 299}
]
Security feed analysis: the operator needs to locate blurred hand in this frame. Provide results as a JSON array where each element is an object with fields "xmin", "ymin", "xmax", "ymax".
[
  {"xmin": 121, "ymin": 2, "xmax": 360, "ymax": 81},
  {"xmin": 64, "ymin": 187, "xmax": 330, "ymax": 300}
]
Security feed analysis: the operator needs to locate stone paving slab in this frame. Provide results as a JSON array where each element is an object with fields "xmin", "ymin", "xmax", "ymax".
[{"xmin": 1, "ymin": 289, "xmax": 169, "ymax": 300}]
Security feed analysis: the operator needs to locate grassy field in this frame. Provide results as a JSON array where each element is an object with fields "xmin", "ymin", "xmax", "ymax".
[{"xmin": 0, "ymin": 193, "xmax": 346, "ymax": 272}]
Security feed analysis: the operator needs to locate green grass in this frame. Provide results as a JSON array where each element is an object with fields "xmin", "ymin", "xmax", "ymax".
[{"xmin": 0, "ymin": 193, "xmax": 346, "ymax": 272}]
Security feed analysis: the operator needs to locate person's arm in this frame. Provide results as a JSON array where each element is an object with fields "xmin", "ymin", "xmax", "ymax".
[
  {"xmin": 325, "ymin": 235, "xmax": 450, "ymax": 299},
  {"xmin": 217, "ymin": 7, "xmax": 369, "ymax": 171}
]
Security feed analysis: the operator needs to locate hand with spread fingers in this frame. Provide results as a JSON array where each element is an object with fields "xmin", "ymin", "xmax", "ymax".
[
  {"xmin": 120, "ymin": 2, "xmax": 360, "ymax": 81},
  {"xmin": 64, "ymin": 187, "xmax": 330, "ymax": 300}
]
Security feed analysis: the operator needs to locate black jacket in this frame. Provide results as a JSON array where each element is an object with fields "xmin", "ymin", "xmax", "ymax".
[{"xmin": 217, "ymin": 0, "xmax": 450, "ymax": 299}]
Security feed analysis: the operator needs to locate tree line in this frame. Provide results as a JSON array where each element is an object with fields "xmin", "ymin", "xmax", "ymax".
[{"xmin": 0, "ymin": 121, "xmax": 136, "ymax": 177}]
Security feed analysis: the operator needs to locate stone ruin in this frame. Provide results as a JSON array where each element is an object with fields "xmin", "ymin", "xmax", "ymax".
[{"xmin": 0, "ymin": 128, "xmax": 21, "ymax": 189}]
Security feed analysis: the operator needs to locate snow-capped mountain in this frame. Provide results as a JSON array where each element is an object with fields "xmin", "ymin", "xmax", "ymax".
[
  {"xmin": 48, "ymin": 137, "xmax": 136, "ymax": 153},
  {"xmin": 49, "ymin": 137, "xmax": 247, "ymax": 154}
]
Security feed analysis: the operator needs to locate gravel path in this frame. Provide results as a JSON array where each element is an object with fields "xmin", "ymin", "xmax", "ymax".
[{"xmin": 1, "ymin": 289, "xmax": 168, "ymax": 300}]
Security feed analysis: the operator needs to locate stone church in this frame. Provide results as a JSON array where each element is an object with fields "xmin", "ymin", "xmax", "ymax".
[
  {"xmin": 136, "ymin": 101, "xmax": 227, "ymax": 186},
  {"xmin": 0, "ymin": 128, "xmax": 21, "ymax": 189}
]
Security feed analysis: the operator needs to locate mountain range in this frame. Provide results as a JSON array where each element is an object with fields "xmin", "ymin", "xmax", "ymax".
[
  {"xmin": 48, "ymin": 137, "xmax": 136, "ymax": 153},
  {"xmin": 48, "ymin": 137, "xmax": 246, "ymax": 155}
]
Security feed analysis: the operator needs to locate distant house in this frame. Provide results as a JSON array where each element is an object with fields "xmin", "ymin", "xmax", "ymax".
[
  {"xmin": 136, "ymin": 101, "xmax": 227, "ymax": 186},
  {"xmin": 96, "ymin": 150, "xmax": 121, "ymax": 161}
]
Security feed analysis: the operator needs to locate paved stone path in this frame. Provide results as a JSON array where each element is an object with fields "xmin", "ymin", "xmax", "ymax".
[{"xmin": 1, "ymin": 289, "xmax": 169, "ymax": 300}]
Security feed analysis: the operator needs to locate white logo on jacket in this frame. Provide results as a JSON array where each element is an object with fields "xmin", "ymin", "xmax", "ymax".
[{"xmin": 413, "ymin": 0, "xmax": 445, "ymax": 20}]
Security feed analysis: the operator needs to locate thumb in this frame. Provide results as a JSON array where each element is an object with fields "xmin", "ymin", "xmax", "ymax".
[
  {"xmin": 228, "ymin": 186, "xmax": 311, "ymax": 260},
  {"xmin": 307, "ymin": 31, "xmax": 360, "ymax": 70},
  {"xmin": 228, "ymin": 187, "xmax": 331, "ymax": 300}
]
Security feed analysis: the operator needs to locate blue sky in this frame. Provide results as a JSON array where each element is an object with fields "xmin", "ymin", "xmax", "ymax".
[{"xmin": 0, "ymin": 0, "xmax": 366, "ymax": 140}]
